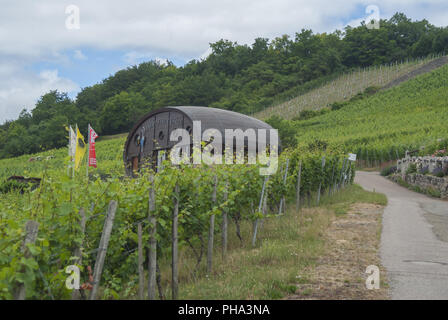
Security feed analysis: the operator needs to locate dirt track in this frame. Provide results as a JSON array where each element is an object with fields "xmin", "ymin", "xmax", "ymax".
[
  {"xmin": 287, "ymin": 204, "xmax": 389, "ymax": 300},
  {"xmin": 382, "ymin": 56, "xmax": 448, "ymax": 90},
  {"xmin": 355, "ymin": 171, "xmax": 448, "ymax": 300}
]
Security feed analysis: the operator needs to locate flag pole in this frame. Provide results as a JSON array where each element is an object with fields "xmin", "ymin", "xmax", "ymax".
[
  {"xmin": 86, "ymin": 124, "xmax": 90, "ymax": 181},
  {"xmin": 68, "ymin": 126, "xmax": 71, "ymax": 177},
  {"xmin": 73, "ymin": 124, "xmax": 77, "ymax": 179}
]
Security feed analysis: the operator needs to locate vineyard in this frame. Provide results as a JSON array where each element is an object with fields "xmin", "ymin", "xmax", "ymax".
[
  {"xmin": 278, "ymin": 62, "xmax": 448, "ymax": 166},
  {"xmin": 2, "ymin": 46, "xmax": 447, "ymax": 302},
  {"xmin": 0, "ymin": 139, "xmax": 355, "ymax": 299},
  {"xmin": 254, "ymin": 54, "xmax": 445, "ymax": 120}
]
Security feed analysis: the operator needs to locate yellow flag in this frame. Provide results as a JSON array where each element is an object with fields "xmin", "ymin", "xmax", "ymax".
[{"xmin": 75, "ymin": 126, "xmax": 86, "ymax": 170}]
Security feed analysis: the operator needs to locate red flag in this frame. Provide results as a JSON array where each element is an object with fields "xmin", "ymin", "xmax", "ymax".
[{"xmin": 88, "ymin": 125, "xmax": 99, "ymax": 168}]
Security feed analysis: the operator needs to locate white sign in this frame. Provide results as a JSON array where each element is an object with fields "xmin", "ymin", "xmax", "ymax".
[{"xmin": 348, "ymin": 153, "xmax": 357, "ymax": 161}]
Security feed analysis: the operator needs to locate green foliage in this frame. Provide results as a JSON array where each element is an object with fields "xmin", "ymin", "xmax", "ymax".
[
  {"xmin": 406, "ymin": 163, "xmax": 417, "ymax": 174},
  {"xmin": 435, "ymin": 170, "xmax": 445, "ymax": 178},
  {"xmin": 292, "ymin": 109, "xmax": 330, "ymax": 121},
  {"xmin": 288, "ymin": 64, "xmax": 448, "ymax": 163},
  {"xmin": 265, "ymin": 116, "xmax": 297, "ymax": 149},
  {"xmin": 307, "ymin": 139, "xmax": 328, "ymax": 152},
  {"xmin": 0, "ymin": 135, "xmax": 354, "ymax": 299},
  {"xmin": 0, "ymin": 180, "xmax": 25, "ymax": 193}
]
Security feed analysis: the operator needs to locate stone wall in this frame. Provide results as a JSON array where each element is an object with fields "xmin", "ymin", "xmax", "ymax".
[
  {"xmin": 397, "ymin": 156, "xmax": 448, "ymax": 174},
  {"xmin": 389, "ymin": 173, "xmax": 448, "ymax": 198}
]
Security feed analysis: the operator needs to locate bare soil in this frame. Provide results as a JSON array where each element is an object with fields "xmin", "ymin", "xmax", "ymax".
[{"xmin": 286, "ymin": 203, "xmax": 389, "ymax": 300}]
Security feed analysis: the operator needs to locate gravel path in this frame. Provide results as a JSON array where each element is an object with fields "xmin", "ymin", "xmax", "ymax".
[
  {"xmin": 382, "ymin": 56, "xmax": 448, "ymax": 90},
  {"xmin": 355, "ymin": 171, "xmax": 448, "ymax": 300}
]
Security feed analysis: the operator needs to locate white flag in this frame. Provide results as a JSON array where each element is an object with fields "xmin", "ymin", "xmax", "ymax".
[{"xmin": 69, "ymin": 126, "xmax": 77, "ymax": 159}]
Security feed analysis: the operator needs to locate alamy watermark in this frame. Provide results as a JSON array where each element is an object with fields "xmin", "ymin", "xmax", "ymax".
[
  {"xmin": 65, "ymin": 5, "xmax": 80, "ymax": 30},
  {"xmin": 365, "ymin": 265, "xmax": 380, "ymax": 289},
  {"xmin": 167, "ymin": 121, "xmax": 279, "ymax": 176},
  {"xmin": 365, "ymin": 5, "xmax": 380, "ymax": 30},
  {"xmin": 65, "ymin": 265, "xmax": 80, "ymax": 290}
]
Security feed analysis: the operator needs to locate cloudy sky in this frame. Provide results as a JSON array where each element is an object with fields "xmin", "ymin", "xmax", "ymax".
[{"xmin": 0, "ymin": 0, "xmax": 447, "ymax": 123}]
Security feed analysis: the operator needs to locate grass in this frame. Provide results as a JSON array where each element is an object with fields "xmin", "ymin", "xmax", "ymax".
[
  {"xmin": 96, "ymin": 132, "xmax": 128, "ymax": 142},
  {"xmin": 176, "ymin": 206, "xmax": 329, "ymax": 299},
  {"xmin": 0, "ymin": 136, "xmax": 126, "ymax": 180},
  {"xmin": 319, "ymin": 184, "xmax": 387, "ymax": 216},
  {"xmin": 138, "ymin": 183, "xmax": 387, "ymax": 300}
]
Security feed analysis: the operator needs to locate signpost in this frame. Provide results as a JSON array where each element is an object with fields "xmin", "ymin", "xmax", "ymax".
[{"xmin": 348, "ymin": 153, "xmax": 357, "ymax": 162}]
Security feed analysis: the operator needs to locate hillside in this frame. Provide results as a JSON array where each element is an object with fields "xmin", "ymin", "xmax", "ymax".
[
  {"xmin": 254, "ymin": 54, "xmax": 447, "ymax": 120},
  {"xmin": 284, "ymin": 62, "xmax": 448, "ymax": 163},
  {"xmin": 2, "ymin": 58, "xmax": 448, "ymax": 179}
]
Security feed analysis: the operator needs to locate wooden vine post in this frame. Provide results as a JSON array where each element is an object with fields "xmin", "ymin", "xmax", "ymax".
[
  {"xmin": 137, "ymin": 222, "xmax": 144, "ymax": 300},
  {"xmin": 14, "ymin": 220, "xmax": 39, "ymax": 300},
  {"xmin": 346, "ymin": 161, "xmax": 353, "ymax": 187},
  {"xmin": 252, "ymin": 175, "xmax": 269, "ymax": 247},
  {"xmin": 172, "ymin": 183, "xmax": 180, "ymax": 299},
  {"xmin": 295, "ymin": 160, "xmax": 302, "ymax": 212},
  {"xmin": 148, "ymin": 175, "xmax": 157, "ymax": 300},
  {"xmin": 71, "ymin": 208, "xmax": 86, "ymax": 300},
  {"xmin": 221, "ymin": 181, "xmax": 228, "ymax": 261},
  {"xmin": 329, "ymin": 160, "xmax": 336, "ymax": 197},
  {"xmin": 338, "ymin": 158, "xmax": 347, "ymax": 191},
  {"xmin": 278, "ymin": 158, "xmax": 289, "ymax": 215},
  {"xmin": 89, "ymin": 200, "xmax": 118, "ymax": 300},
  {"xmin": 207, "ymin": 175, "xmax": 217, "ymax": 274},
  {"xmin": 316, "ymin": 156, "xmax": 326, "ymax": 205}
]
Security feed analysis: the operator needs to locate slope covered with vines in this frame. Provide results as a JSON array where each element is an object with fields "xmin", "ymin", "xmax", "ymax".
[{"xmin": 290, "ymin": 63, "xmax": 448, "ymax": 164}]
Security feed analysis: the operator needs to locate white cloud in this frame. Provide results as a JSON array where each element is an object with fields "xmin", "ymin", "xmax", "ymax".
[
  {"xmin": 73, "ymin": 49, "xmax": 87, "ymax": 60},
  {"xmin": 3, "ymin": 0, "xmax": 447, "ymax": 61},
  {"xmin": 123, "ymin": 51, "xmax": 154, "ymax": 64},
  {"xmin": 0, "ymin": 0, "xmax": 447, "ymax": 122},
  {"xmin": 0, "ymin": 61, "xmax": 79, "ymax": 122}
]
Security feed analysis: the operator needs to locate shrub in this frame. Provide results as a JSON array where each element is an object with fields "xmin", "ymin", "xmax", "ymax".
[
  {"xmin": 292, "ymin": 109, "xmax": 329, "ymax": 121},
  {"xmin": 0, "ymin": 180, "xmax": 25, "ymax": 193},
  {"xmin": 406, "ymin": 163, "xmax": 417, "ymax": 174},
  {"xmin": 330, "ymin": 102, "xmax": 347, "ymax": 111},
  {"xmin": 380, "ymin": 165, "xmax": 397, "ymax": 176},
  {"xmin": 419, "ymin": 166, "xmax": 429, "ymax": 175},
  {"xmin": 432, "ymin": 167, "xmax": 445, "ymax": 177},
  {"xmin": 432, "ymin": 149, "xmax": 447, "ymax": 157},
  {"xmin": 364, "ymin": 86, "xmax": 380, "ymax": 95},
  {"xmin": 265, "ymin": 115, "xmax": 297, "ymax": 149}
]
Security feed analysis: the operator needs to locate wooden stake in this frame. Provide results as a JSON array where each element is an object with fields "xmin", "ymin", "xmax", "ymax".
[
  {"xmin": 137, "ymin": 222, "xmax": 145, "ymax": 300},
  {"xmin": 222, "ymin": 182, "xmax": 228, "ymax": 261},
  {"xmin": 316, "ymin": 156, "xmax": 326, "ymax": 205},
  {"xmin": 252, "ymin": 176, "xmax": 269, "ymax": 247},
  {"xmin": 148, "ymin": 175, "xmax": 157, "ymax": 300},
  {"xmin": 72, "ymin": 208, "xmax": 86, "ymax": 300},
  {"xmin": 295, "ymin": 160, "xmax": 302, "ymax": 212},
  {"xmin": 329, "ymin": 161, "xmax": 335, "ymax": 196},
  {"xmin": 89, "ymin": 200, "xmax": 117, "ymax": 300},
  {"xmin": 14, "ymin": 220, "xmax": 39, "ymax": 300},
  {"xmin": 278, "ymin": 159, "xmax": 289, "ymax": 215},
  {"xmin": 172, "ymin": 183, "xmax": 179, "ymax": 299},
  {"xmin": 207, "ymin": 175, "xmax": 217, "ymax": 274}
]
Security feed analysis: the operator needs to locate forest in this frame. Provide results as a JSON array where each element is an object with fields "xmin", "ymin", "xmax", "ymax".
[{"xmin": 1, "ymin": 13, "xmax": 448, "ymax": 159}]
